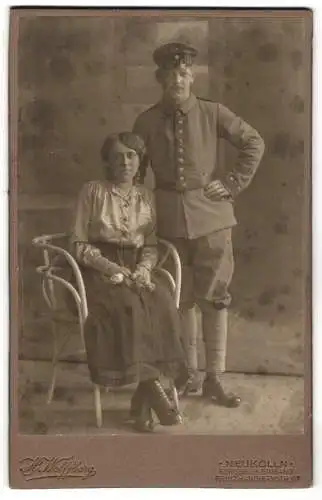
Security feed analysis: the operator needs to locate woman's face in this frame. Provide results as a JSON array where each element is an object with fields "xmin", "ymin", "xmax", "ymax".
[{"xmin": 107, "ymin": 141, "xmax": 140, "ymax": 184}]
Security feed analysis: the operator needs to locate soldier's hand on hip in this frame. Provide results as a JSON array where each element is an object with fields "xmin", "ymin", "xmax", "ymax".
[{"xmin": 204, "ymin": 180, "xmax": 231, "ymax": 201}]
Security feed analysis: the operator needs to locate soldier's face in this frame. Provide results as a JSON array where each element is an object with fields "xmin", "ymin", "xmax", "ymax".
[
  {"xmin": 107, "ymin": 141, "xmax": 140, "ymax": 184},
  {"xmin": 160, "ymin": 66, "xmax": 194, "ymax": 101}
]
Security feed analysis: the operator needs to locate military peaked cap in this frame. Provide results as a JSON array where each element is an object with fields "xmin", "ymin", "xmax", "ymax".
[{"xmin": 153, "ymin": 42, "xmax": 198, "ymax": 69}]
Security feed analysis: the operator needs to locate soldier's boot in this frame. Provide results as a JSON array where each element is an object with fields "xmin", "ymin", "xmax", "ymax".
[
  {"xmin": 201, "ymin": 306, "xmax": 241, "ymax": 408},
  {"xmin": 175, "ymin": 306, "xmax": 202, "ymax": 396}
]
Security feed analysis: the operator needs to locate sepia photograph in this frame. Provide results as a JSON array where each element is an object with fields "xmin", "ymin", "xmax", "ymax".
[{"xmin": 9, "ymin": 6, "xmax": 312, "ymax": 488}]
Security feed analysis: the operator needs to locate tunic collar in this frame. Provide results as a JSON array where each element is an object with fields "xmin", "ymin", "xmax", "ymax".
[{"xmin": 159, "ymin": 93, "xmax": 197, "ymax": 115}]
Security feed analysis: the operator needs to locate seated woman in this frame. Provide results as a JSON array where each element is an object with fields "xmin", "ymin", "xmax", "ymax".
[{"xmin": 70, "ymin": 131, "xmax": 188, "ymax": 432}]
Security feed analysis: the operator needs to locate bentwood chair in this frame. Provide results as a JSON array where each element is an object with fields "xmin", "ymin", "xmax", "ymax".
[{"xmin": 32, "ymin": 233, "xmax": 182, "ymax": 428}]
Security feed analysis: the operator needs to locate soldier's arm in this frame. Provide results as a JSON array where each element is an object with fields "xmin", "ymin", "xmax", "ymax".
[
  {"xmin": 133, "ymin": 113, "xmax": 147, "ymax": 140},
  {"xmin": 133, "ymin": 113, "xmax": 150, "ymax": 183},
  {"xmin": 217, "ymin": 103, "xmax": 265, "ymax": 197}
]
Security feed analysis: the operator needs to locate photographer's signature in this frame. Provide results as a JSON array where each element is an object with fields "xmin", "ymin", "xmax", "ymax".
[{"xmin": 19, "ymin": 456, "xmax": 96, "ymax": 481}]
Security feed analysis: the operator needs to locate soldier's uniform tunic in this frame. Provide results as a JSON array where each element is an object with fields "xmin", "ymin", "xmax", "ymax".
[{"xmin": 133, "ymin": 93, "xmax": 265, "ymax": 310}]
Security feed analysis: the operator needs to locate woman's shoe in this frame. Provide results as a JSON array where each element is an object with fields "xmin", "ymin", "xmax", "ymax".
[
  {"xmin": 142, "ymin": 379, "xmax": 183, "ymax": 426},
  {"xmin": 130, "ymin": 383, "xmax": 155, "ymax": 432},
  {"xmin": 133, "ymin": 402, "xmax": 155, "ymax": 433}
]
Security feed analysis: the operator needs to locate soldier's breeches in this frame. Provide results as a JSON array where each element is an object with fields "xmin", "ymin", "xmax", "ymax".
[{"xmin": 166, "ymin": 228, "xmax": 234, "ymax": 310}]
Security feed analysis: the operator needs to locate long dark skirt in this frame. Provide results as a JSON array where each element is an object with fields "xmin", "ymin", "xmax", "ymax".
[{"xmin": 82, "ymin": 242, "xmax": 187, "ymax": 387}]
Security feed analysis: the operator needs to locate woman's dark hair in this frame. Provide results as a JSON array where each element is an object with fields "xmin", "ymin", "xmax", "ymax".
[{"xmin": 100, "ymin": 131, "xmax": 148, "ymax": 183}]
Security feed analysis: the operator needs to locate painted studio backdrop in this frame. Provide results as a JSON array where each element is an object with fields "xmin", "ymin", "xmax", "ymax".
[{"xmin": 17, "ymin": 14, "xmax": 310, "ymax": 376}]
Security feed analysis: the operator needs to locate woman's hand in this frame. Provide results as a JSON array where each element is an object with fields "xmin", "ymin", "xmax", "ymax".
[
  {"xmin": 105, "ymin": 262, "xmax": 132, "ymax": 278},
  {"xmin": 132, "ymin": 266, "xmax": 155, "ymax": 291},
  {"xmin": 204, "ymin": 180, "xmax": 232, "ymax": 201},
  {"xmin": 118, "ymin": 266, "xmax": 132, "ymax": 277},
  {"xmin": 103, "ymin": 264, "xmax": 132, "ymax": 285}
]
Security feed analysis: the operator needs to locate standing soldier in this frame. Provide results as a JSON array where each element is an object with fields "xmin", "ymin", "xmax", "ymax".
[{"xmin": 133, "ymin": 42, "xmax": 265, "ymax": 407}]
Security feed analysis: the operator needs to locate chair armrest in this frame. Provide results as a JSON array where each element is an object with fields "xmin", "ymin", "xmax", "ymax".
[{"xmin": 157, "ymin": 238, "xmax": 182, "ymax": 309}]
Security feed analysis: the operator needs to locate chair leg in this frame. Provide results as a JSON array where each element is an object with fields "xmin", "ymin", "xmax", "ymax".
[
  {"xmin": 79, "ymin": 320, "xmax": 86, "ymax": 354},
  {"xmin": 47, "ymin": 365, "xmax": 58, "ymax": 404},
  {"xmin": 169, "ymin": 380, "xmax": 180, "ymax": 412},
  {"xmin": 93, "ymin": 384, "xmax": 103, "ymax": 428},
  {"xmin": 47, "ymin": 323, "xmax": 58, "ymax": 404}
]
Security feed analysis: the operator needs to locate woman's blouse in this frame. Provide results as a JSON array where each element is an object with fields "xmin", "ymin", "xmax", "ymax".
[{"xmin": 70, "ymin": 181, "xmax": 158, "ymax": 270}]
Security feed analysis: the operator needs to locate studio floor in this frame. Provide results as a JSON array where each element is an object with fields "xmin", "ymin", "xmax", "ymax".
[{"xmin": 18, "ymin": 360, "xmax": 304, "ymax": 436}]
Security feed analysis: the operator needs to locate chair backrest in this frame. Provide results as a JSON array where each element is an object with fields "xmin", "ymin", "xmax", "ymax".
[
  {"xmin": 32, "ymin": 233, "xmax": 88, "ymax": 323},
  {"xmin": 32, "ymin": 233, "xmax": 182, "ymax": 320}
]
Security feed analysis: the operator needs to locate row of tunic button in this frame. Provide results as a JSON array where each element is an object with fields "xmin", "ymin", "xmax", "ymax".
[{"xmin": 175, "ymin": 110, "xmax": 186, "ymax": 189}]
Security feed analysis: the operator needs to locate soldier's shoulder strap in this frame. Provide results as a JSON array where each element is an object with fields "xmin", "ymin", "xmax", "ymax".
[
  {"xmin": 197, "ymin": 96, "xmax": 218, "ymax": 105},
  {"xmin": 146, "ymin": 102, "xmax": 159, "ymax": 111},
  {"xmin": 135, "ymin": 103, "xmax": 160, "ymax": 120}
]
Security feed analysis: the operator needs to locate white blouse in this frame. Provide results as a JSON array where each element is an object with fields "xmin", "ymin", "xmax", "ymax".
[{"xmin": 70, "ymin": 181, "xmax": 158, "ymax": 269}]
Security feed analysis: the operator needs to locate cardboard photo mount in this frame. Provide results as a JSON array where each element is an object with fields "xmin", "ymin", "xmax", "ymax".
[{"xmin": 9, "ymin": 7, "xmax": 313, "ymax": 489}]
